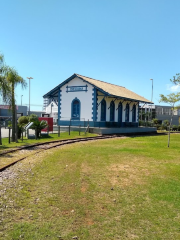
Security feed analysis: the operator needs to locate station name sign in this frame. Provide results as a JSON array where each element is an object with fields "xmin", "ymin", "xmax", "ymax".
[
  {"xmin": 0, "ymin": 105, "xmax": 18, "ymax": 110},
  {"xmin": 66, "ymin": 85, "xmax": 88, "ymax": 93}
]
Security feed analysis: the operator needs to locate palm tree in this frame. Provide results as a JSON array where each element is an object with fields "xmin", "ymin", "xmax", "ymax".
[
  {"xmin": 0, "ymin": 54, "xmax": 11, "ymax": 145},
  {"xmin": 0, "ymin": 54, "xmax": 11, "ymax": 103},
  {"xmin": 6, "ymin": 67, "xmax": 27, "ymax": 142}
]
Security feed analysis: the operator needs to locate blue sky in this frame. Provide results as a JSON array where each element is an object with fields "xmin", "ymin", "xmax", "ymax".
[{"xmin": 1, "ymin": 0, "xmax": 180, "ymax": 110}]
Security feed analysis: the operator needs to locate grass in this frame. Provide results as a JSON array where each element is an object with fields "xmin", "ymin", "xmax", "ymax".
[
  {"xmin": 1, "ymin": 134, "xmax": 180, "ymax": 239},
  {"xmin": 0, "ymin": 131, "xmax": 97, "ymax": 152}
]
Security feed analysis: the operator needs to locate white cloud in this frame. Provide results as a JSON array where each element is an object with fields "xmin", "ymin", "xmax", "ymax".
[{"xmin": 166, "ymin": 84, "xmax": 180, "ymax": 92}]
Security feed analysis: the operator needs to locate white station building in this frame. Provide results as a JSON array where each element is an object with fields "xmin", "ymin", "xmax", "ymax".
[{"xmin": 43, "ymin": 73, "xmax": 155, "ymax": 134}]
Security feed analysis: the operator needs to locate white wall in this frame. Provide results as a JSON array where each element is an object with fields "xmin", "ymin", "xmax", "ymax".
[
  {"xmin": 60, "ymin": 77, "xmax": 94, "ymax": 121},
  {"xmin": 97, "ymin": 93, "xmax": 138, "ymax": 122},
  {"xmin": 46, "ymin": 101, "xmax": 58, "ymax": 114}
]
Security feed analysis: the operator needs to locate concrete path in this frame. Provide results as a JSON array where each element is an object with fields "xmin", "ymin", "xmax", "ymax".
[{"xmin": 1, "ymin": 128, "xmax": 11, "ymax": 138}]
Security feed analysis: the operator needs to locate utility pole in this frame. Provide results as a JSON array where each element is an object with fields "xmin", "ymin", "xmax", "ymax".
[
  {"xmin": 27, "ymin": 77, "xmax": 33, "ymax": 116},
  {"xmin": 150, "ymin": 79, "xmax": 153, "ymax": 120}
]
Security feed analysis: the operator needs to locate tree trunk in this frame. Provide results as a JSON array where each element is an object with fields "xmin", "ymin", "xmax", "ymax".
[
  {"xmin": 11, "ymin": 83, "xmax": 16, "ymax": 142},
  {"xmin": 0, "ymin": 124, "xmax": 2, "ymax": 145},
  {"xmin": 168, "ymin": 107, "xmax": 174, "ymax": 148}
]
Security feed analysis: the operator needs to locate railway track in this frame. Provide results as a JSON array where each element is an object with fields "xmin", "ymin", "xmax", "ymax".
[{"xmin": 0, "ymin": 135, "xmax": 124, "ymax": 172}]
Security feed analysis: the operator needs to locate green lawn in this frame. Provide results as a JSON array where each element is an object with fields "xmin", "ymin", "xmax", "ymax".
[
  {"xmin": 0, "ymin": 131, "xmax": 97, "ymax": 152},
  {"xmin": 1, "ymin": 134, "xmax": 180, "ymax": 239}
]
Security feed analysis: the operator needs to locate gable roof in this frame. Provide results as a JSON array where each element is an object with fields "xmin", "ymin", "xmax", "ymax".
[{"xmin": 43, "ymin": 73, "xmax": 153, "ymax": 104}]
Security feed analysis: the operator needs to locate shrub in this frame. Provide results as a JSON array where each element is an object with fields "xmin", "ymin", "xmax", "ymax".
[
  {"xmin": 178, "ymin": 125, "xmax": 180, "ymax": 131},
  {"xmin": 18, "ymin": 116, "xmax": 29, "ymax": 126},
  {"xmin": 163, "ymin": 120, "xmax": 170, "ymax": 126},
  {"xmin": 31, "ymin": 120, "xmax": 48, "ymax": 138},
  {"xmin": 152, "ymin": 118, "xmax": 159, "ymax": 126},
  {"xmin": 28, "ymin": 114, "xmax": 38, "ymax": 122},
  {"xmin": 156, "ymin": 124, "xmax": 162, "ymax": 130},
  {"xmin": 172, "ymin": 125, "xmax": 178, "ymax": 131}
]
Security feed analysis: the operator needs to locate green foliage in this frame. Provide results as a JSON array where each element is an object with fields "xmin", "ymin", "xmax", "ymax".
[
  {"xmin": 159, "ymin": 93, "xmax": 180, "ymax": 106},
  {"xmin": 152, "ymin": 118, "xmax": 159, "ymax": 125},
  {"xmin": 172, "ymin": 125, "xmax": 178, "ymax": 131},
  {"xmin": 28, "ymin": 114, "xmax": 38, "ymax": 122},
  {"xmin": 31, "ymin": 120, "xmax": 48, "ymax": 138},
  {"xmin": 18, "ymin": 116, "xmax": 29, "ymax": 126},
  {"xmin": 163, "ymin": 119, "xmax": 170, "ymax": 126},
  {"xmin": 159, "ymin": 90, "xmax": 180, "ymax": 147},
  {"xmin": 0, "ymin": 53, "xmax": 11, "ymax": 103},
  {"xmin": 7, "ymin": 120, "xmax": 12, "ymax": 128},
  {"xmin": 170, "ymin": 73, "xmax": 180, "ymax": 85},
  {"xmin": 162, "ymin": 120, "xmax": 170, "ymax": 130}
]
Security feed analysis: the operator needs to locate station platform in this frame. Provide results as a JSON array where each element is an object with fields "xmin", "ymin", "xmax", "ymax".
[
  {"xmin": 89, "ymin": 126, "xmax": 157, "ymax": 135},
  {"xmin": 54, "ymin": 126, "xmax": 157, "ymax": 135}
]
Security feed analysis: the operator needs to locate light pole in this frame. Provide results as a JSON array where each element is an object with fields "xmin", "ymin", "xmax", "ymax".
[
  {"xmin": 21, "ymin": 95, "xmax": 23, "ymax": 106},
  {"xmin": 150, "ymin": 79, "xmax": 153, "ymax": 120},
  {"xmin": 27, "ymin": 77, "xmax": 33, "ymax": 116}
]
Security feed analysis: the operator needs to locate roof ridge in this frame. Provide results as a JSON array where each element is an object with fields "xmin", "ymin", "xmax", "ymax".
[{"xmin": 75, "ymin": 73, "xmax": 125, "ymax": 89}]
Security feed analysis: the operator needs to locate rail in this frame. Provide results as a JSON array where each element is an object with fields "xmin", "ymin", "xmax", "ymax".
[{"xmin": 0, "ymin": 135, "xmax": 123, "ymax": 172}]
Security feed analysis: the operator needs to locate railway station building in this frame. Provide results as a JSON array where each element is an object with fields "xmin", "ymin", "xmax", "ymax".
[{"xmin": 43, "ymin": 73, "xmax": 155, "ymax": 134}]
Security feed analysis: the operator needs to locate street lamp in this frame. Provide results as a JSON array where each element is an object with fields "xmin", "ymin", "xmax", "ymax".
[
  {"xmin": 150, "ymin": 79, "xmax": 153, "ymax": 120},
  {"xmin": 21, "ymin": 95, "xmax": 23, "ymax": 106},
  {"xmin": 27, "ymin": 77, "xmax": 33, "ymax": 116}
]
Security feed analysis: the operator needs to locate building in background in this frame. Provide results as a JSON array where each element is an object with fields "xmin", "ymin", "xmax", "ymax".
[
  {"xmin": 0, "ymin": 105, "xmax": 28, "ymax": 120},
  {"xmin": 139, "ymin": 104, "xmax": 180, "ymax": 125},
  {"xmin": 45, "ymin": 101, "xmax": 58, "ymax": 124}
]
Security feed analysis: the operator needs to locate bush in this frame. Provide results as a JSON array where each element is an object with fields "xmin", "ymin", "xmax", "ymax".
[
  {"xmin": 156, "ymin": 124, "xmax": 162, "ymax": 130},
  {"xmin": 152, "ymin": 118, "xmax": 159, "ymax": 126},
  {"xmin": 7, "ymin": 121, "xmax": 12, "ymax": 128},
  {"xmin": 31, "ymin": 120, "xmax": 48, "ymax": 138},
  {"xmin": 178, "ymin": 125, "xmax": 180, "ymax": 131},
  {"xmin": 28, "ymin": 114, "xmax": 38, "ymax": 122},
  {"xmin": 172, "ymin": 125, "xmax": 178, "ymax": 131},
  {"xmin": 163, "ymin": 120, "xmax": 170, "ymax": 126},
  {"xmin": 18, "ymin": 116, "xmax": 29, "ymax": 126}
]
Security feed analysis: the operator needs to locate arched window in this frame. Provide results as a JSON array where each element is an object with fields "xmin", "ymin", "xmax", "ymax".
[
  {"xmin": 110, "ymin": 101, "xmax": 115, "ymax": 121},
  {"xmin": 71, "ymin": 98, "xmax": 80, "ymax": 120},
  {"xmin": 125, "ymin": 103, "xmax": 129, "ymax": 122},
  {"xmin": 132, "ymin": 104, "xmax": 136, "ymax": 122},
  {"xmin": 101, "ymin": 99, "xmax": 106, "ymax": 121},
  {"xmin": 118, "ymin": 102, "xmax": 122, "ymax": 123}
]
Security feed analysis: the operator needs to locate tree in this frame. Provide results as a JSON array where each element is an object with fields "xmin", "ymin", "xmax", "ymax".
[
  {"xmin": 162, "ymin": 120, "xmax": 170, "ymax": 130},
  {"xmin": 0, "ymin": 54, "xmax": 11, "ymax": 145},
  {"xmin": 5, "ymin": 67, "xmax": 27, "ymax": 142},
  {"xmin": 159, "ymin": 93, "xmax": 180, "ymax": 147},
  {"xmin": 170, "ymin": 73, "xmax": 180, "ymax": 85},
  {"xmin": 0, "ymin": 54, "xmax": 11, "ymax": 103},
  {"xmin": 31, "ymin": 120, "xmax": 48, "ymax": 139},
  {"xmin": 152, "ymin": 118, "xmax": 159, "ymax": 126},
  {"xmin": 18, "ymin": 116, "xmax": 29, "ymax": 127},
  {"xmin": 28, "ymin": 114, "xmax": 39, "ymax": 122}
]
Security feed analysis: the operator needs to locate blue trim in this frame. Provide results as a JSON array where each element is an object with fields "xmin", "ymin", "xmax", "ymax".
[
  {"xmin": 137, "ymin": 103, "xmax": 139, "ymax": 126},
  {"xmin": 58, "ymin": 120, "xmax": 138, "ymax": 128},
  {"xmin": 58, "ymin": 89, "xmax": 62, "ymax": 120},
  {"xmin": 125, "ymin": 103, "xmax": 129, "ymax": 122},
  {"xmin": 71, "ymin": 97, "xmax": 81, "ymax": 120},
  {"xmin": 118, "ymin": 102, "xmax": 122, "ymax": 123},
  {"xmin": 110, "ymin": 100, "xmax": 115, "ymax": 121},
  {"xmin": 132, "ymin": 104, "xmax": 136, "ymax": 122},
  {"xmin": 66, "ymin": 85, "xmax": 88, "ymax": 93},
  {"xmin": 101, "ymin": 99, "xmax": 106, "ymax": 121},
  {"xmin": 92, "ymin": 88, "xmax": 97, "ymax": 121}
]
